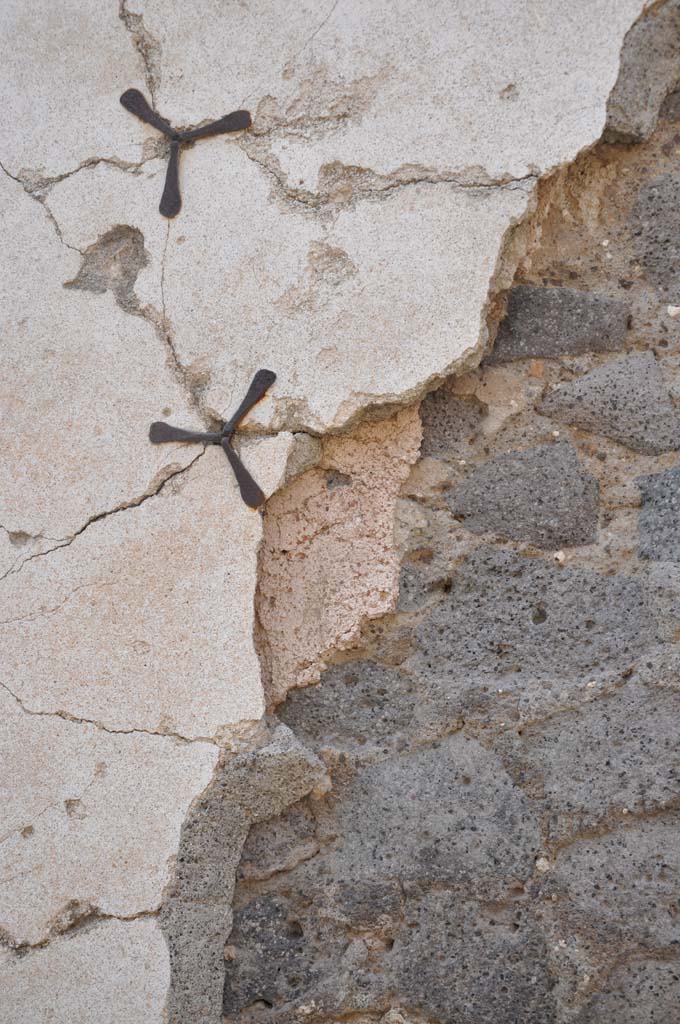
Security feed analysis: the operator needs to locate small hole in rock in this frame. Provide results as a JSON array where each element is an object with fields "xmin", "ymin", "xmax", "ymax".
[{"xmin": 532, "ymin": 604, "xmax": 547, "ymax": 624}]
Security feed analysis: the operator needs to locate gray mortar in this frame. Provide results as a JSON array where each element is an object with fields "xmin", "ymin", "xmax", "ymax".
[
  {"xmin": 487, "ymin": 285, "xmax": 629, "ymax": 363},
  {"xmin": 538, "ymin": 352, "xmax": 680, "ymax": 455}
]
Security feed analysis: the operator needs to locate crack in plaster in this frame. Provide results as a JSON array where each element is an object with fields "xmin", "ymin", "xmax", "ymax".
[
  {"xmin": 0, "ymin": 681, "xmax": 218, "ymax": 746},
  {"xmin": 238, "ymin": 138, "xmax": 539, "ymax": 214},
  {"xmin": 0, "ymin": 449, "xmax": 204, "ymax": 584},
  {"xmin": 118, "ymin": 0, "xmax": 162, "ymax": 105},
  {"xmin": 0, "ymin": 905, "xmax": 160, "ymax": 958}
]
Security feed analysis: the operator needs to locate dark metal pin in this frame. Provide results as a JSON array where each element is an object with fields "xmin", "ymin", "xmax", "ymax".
[
  {"xmin": 120, "ymin": 88, "xmax": 252, "ymax": 218},
  {"xmin": 149, "ymin": 369, "xmax": 276, "ymax": 509}
]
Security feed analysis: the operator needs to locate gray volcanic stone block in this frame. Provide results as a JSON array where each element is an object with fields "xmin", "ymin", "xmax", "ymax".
[
  {"xmin": 542, "ymin": 817, "xmax": 680, "ymax": 950},
  {"xmin": 539, "ymin": 352, "xmax": 680, "ymax": 455},
  {"xmin": 161, "ymin": 726, "xmax": 328, "ymax": 1024},
  {"xmin": 605, "ymin": 0, "xmax": 680, "ymax": 143},
  {"xmin": 576, "ymin": 959, "xmax": 680, "ymax": 1024},
  {"xmin": 489, "ymin": 285, "xmax": 629, "ymax": 363},
  {"xmin": 446, "ymin": 441, "xmax": 598, "ymax": 548},
  {"xmin": 312, "ymin": 734, "xmax": 541, "ymax": 897},
  {"xmin": 279, "ymin": 659, "xmax": 457, "ymax": 758},
  {"xmin": 420, "ymin": 389, "xmax": 486, "ymax": 457},
  {"xmin": 413, "ymin": 547, "xmax": 653, "ymax": 692},
  {"xmin": 223, "ymin": 733, "xmax": 544, "ymax": 1023},
  {"xmin": 498, "ymin": 685, "xmax": 680, "ymax": 842},
  {"xmin": 389, "ymin": 894, "xmax": 555, "ymax": 1024},
  {"xmin": 631, "ymin": 173, "xmax": 680, "ymax": 299},
  {"xmin": 637, "ymin": 464, "xmax": 680, "ymax": 561}
]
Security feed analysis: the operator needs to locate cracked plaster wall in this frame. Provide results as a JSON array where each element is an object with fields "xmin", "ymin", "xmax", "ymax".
[{"xmin": 1, "ymin": 2, "xmax": 677, "ymax": 1023}]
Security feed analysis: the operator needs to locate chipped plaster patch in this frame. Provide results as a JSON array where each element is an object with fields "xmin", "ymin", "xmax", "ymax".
[{"xmin": 257, "ymin": 408, "xmax": 422, "ymax": 706}]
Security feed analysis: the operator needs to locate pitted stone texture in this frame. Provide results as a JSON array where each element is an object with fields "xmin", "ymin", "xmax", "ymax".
[
  {"xmin": 576, "ymin": 959, "xmax": 680, "ymax": 1024},
  {"xmin": 160, "ymin": 725, "xmax": 328, "ymax": 1024},
  {"xmin": 280, "ymin": 660, "xmax": 438, "ymax": 759},
  {"xmin": 0, "ymin": 441, "xmax": 294, "ymax": 740},
  {"xmin": 310, "ymin": 734, "xmax": 541, "ymax": 897},
  {"xmin": 606, "ymin": 0, "xmax": 680, "ymax": 143},
  {"xmin": 631, "ymin": 173, "xmax": 680, "ymax": 301},
  {"xmin": 258, "ymin": 409, "xmax": 421, "ymax": 706},
  {"xmin": 446, "ymin": 441, "xmax": 599, "ymax": 548},
  {"xmin": 0, "ymin": 174, "xmax": 196, "ymax": 543},
  {"xmin": 0, "ymin": 0, "xmax": 145, "ymax": 178},
  {"xmin": 0, "ymin": 918, "xmax": 169, "ymax": 1024},
  {"xmin": 130, "ymin": 0, "xmax": 643, "ymax": 180},
  {"xmin": 496, "ymin": 685, "xmax": 680, "ymax": 843},
  {"xmin": 224, "ymin": 733, "xmax": 543, "ymax": 1023},
  {"xmin": 411, "ymin": 547, "xmax": 653, "ymax": 707},
  {"xmin": 541, "ymin": 817, "xmax": 680, "ymax": 951},
  {"xmin": 538, "ymin": 352, "xmax": 680, "ymax": 455},
  {"xmin": 225, "ymin": 889, "xmax": 554, "ymax": 1024},
  {"xmin": 419, "ymin": 387, "xmax": 487, "ymax": 458},
  {"xmin": 637, "ymin": 464, "xmax": 680, "ymax": 562},
  {"xmin": 0, "ymin": 688, "xmax": 216, "ymax": 947},
  {"xmin": 489, "ymin": 286, "xmax": 629, "ymax": 363},
  {"xmin": 385, "ymin": 895, "xmax": 555, "ymax": 1024}
]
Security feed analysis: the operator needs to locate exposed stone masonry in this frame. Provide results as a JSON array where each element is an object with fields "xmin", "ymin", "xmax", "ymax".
[{"xmin": 223, "ymin": 77, "xmax": 680, "ymax": 1024}]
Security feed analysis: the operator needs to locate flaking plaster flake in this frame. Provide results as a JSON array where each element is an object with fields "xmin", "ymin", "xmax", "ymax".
[
  {"xmin": 0, "ymin": 440, "xmax": 296, "ymax": 741},
  {"xmin": 0, "ymin": 173, "xmax": 197, "ymax": 544},
  {"xmin": 5, "ymin": 0, "xmax": 648, "ymax": 435},
  {"xmin": 0, "ymin": 0, "xmax": 147, "ymax": 179}
]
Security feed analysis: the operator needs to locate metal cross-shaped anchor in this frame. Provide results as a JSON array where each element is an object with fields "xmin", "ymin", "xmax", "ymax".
[
  {"xmin": 149, "ymin": 369, "xmax": 276, "ymax": 508},
  {"xmin": 120, "ymin": 88, "xmax": 252, "ymax": 218}
]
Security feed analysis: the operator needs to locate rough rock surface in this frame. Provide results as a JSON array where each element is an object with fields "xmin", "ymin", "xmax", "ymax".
[
  {"xmin": 538, "ymin": 352, "xmax": 680, "ymax": 455},
  {"xmin": 489, "ymin": 285, "xmax": 630, "ymax": 363},
  {"xmin": 445, "ymin": 441, "xmax": 599, "ymax": 548},
  {"xmin": 637, "ymin": 464, "xmax": 680, "ymax": 561},
  {"xmin": 605, "ymin": 0, "xmax": 680, "ymax": 142},
  {"xmin": 161, "ymin": 724, "xmax": 329, "ymax": 1024},
  {"xmin": 631, "ymin": 172, "xmax": 680, "ymax": 301}
]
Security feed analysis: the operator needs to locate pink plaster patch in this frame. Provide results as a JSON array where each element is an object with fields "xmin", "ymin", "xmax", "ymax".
[{"xmin": 257, "ymin": 407, "xmax": 422, "ymax": 706}]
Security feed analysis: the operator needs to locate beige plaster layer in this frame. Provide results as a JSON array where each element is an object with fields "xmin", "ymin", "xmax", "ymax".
[
  {"xmin": 258, "ymin": 407, "xmax": 422, "ymax": 705},
  {"xmin": 0, "ymin": 172, "xmax": 197, "ymax": 545},
  {"xmin": 0, "ymin": 917, "xmax": 169, "ymax": 1024},
  {"xmin": 1, "ymin": 439, "xmax": 296, "ymax": 742},
  {"xmin": 0, "ymin": 1, "xmax": 147, "ymax": 179},
  {"xmin": 162, "ymin": 160, "xmax": 531, "ymax": 431},
  {"xmin": 8, "ymin": 1, "xmax": 647, "ymax": 435},
  {"xmin": 129, "ymin": 0, "xmax": 645, "ymax": 179},
  {"xmin": 0, "ymin": 688, "xmax": 217, "ymax": 947}
]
